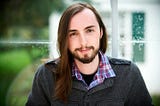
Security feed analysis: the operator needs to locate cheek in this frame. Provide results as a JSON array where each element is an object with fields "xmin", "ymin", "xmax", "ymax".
[
  {"xmin": 89, "ymin": 37, "xmax": 100, "ymax": 46},
  {"xmin": 68, "ymin": 39, "xmax": 77, "ymax": 51},
  {"xmin": 68, "ymin": 40, "xmax": 72, "ymax": 50}
]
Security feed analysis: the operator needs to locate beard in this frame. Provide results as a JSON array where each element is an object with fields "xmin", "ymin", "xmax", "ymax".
[{"xmin": 70, "ymin": 46, "xmax": 99, "ymax": 64}]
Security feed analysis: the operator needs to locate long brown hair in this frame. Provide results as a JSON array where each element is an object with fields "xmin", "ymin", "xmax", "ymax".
[{"xmin": 55, "ymin": 3, "xmax": 108, "ymax": 102}]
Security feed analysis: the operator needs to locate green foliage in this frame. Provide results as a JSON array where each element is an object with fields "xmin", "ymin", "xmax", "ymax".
[
  {"xmin": 0, "ymin": 46, "xmax": 49, "ymax": 75},
  {"xmin": 0, "ymin": 48, "xmax": 48, "ymax": 106},
  {"xmin": 152, "ymin": 95, "xmax": 160, "ymax": 106},
  {"xmin": 5, "ymin": 26, "xmax": 49, "ymax": 40},
  {"xmin": 6, "ymin": 62, "xmax": 39, "ymax": 106},
  {"xmin": 0, "ymin": 50, "xmax": 31, "ymax": 74},
  {"xmin": 0, "ymin": 0, "xmax": 66, "ymax": 37},
  {"xmin": 51, "ymin": 0, "xmax": 67, "ymax": 12},
  {"xmin": 0, "ymin": 50, "xmax": 30, "ymax": 106},
  {"xmin": 1, "ymin": 0, "xmax": 66, "ymax": 27}
]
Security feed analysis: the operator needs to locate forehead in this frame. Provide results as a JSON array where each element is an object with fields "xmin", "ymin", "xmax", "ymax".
[{"xmin": 69, "ymin": 8, "xmax": 98, "ymax": 29}]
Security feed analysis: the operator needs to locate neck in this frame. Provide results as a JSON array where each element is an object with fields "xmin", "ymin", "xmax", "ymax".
[{"xmin": 74, "ymin": 54, "xmax": 99, "ymax": 75}]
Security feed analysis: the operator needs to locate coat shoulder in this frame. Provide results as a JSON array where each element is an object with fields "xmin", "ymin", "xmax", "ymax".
[{"xmin": 108, "ymin": 57, "xmax": 131, "ymax": 65}]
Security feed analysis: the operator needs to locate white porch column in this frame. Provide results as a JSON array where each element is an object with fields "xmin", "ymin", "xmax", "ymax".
[
  {"xmin": 111, "ymin": 0, "xmax": 119, "ymax": 57},
  {"xmin": 49, "ymin": 13, "xmax": 60, "ymax": 59}
]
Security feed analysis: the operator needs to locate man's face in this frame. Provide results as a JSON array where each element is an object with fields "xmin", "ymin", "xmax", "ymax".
[{"xmin": 68, "ymin": 8, "xmax": 103, "ymax": 63}]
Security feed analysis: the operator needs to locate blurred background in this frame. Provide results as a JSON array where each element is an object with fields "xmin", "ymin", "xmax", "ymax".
[{"xmin": 0, "ymin": 0, "xmax": 160, "ymax": 106}]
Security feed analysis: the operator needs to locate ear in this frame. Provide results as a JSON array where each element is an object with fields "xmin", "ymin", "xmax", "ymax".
[{"xmin": 100, "ymin": 28, "xmax": 103, "ymax": 38}]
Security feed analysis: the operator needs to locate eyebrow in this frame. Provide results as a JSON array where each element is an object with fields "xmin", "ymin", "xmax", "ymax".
[
  {"xmin": 85, "ymin": 25, "xmax": 95, "ymax": 30},
  {"xmin": 68, "ymin": 25, "xmax": 95, "ymax": 33}
]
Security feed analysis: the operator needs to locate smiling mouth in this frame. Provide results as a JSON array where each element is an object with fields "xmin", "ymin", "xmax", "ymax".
[
  {"xmin": 75, "ymin": 46, "xmax": 94, "ymax": 53},
  {"xmin": 80, "ymin": 48, "xmax": 90, "ymax": 52}
]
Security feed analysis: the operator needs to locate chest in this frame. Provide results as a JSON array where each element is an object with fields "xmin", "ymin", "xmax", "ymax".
[{"xmin": 51, "ymin": 79, "xmax": 128, "ymax": 106}]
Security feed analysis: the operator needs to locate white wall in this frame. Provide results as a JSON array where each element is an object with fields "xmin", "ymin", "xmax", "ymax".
[
  {"xmin": 142, "ymin": 4, "xmax": 160, "ymax": 94},
  {"xmin": 119, "ymin": 3, "xmax": 160, "ymax": 94}
]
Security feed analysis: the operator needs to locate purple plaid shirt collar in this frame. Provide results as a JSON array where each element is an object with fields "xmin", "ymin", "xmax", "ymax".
[{"xmin": 72, "ymin": 51, "xmax": 116, "ymax": 89}]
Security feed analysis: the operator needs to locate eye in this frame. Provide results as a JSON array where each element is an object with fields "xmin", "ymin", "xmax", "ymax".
[
  {"xmin": 69, "ymin": 32, "xmax": 78, "ymax": 38},
  {"xmin": 86, "ymin": 28, "xmax": 94, "ymax": 33}
]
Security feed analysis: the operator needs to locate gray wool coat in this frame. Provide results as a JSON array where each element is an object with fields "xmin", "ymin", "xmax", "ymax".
[{"xmin": 26, "ymin": 57, "xmax": 153, "ymax": 106}]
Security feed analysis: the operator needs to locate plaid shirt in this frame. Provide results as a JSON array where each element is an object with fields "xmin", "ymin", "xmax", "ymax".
[{"xmin": 72, "ymin": 51, "xmax": 116, "ymax": 90}]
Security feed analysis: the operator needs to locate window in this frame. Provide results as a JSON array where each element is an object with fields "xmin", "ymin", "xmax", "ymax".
[{"xmin": 132, "ymin": 12, "xmax": 145, "ymax": 62}]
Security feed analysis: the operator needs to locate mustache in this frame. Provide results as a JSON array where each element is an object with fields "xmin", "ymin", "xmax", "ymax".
[{"xmin": 75, "ymin": 46, "xmax": 94, "ymax": 51}]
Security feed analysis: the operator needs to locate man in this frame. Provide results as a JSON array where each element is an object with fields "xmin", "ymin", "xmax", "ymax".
[{"xmin": 26, "ymin": 3, "xmax": 153, "ymax": 106}]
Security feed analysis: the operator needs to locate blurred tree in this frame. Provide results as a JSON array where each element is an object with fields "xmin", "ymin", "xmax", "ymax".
[
  {"xmin": 0, "ymin": 0, "xmax": 66, "ymax": 38},
  {"xmin": 0, "ymin": 0, "xmax": 91, "ymax": 39}
]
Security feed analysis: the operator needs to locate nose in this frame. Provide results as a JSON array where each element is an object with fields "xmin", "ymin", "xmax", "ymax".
[{"xmin": 79, "ymin": 33, "xmax": 87, "ymax": 47}]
